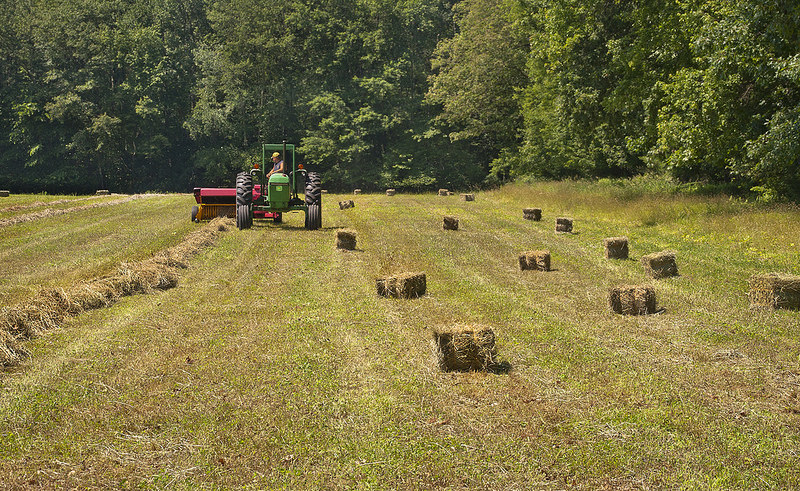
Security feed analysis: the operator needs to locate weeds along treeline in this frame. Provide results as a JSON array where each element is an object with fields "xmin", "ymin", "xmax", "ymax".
[{"xmin": 1, "ymin": 0, "xmax": 799, "ymax": 199}]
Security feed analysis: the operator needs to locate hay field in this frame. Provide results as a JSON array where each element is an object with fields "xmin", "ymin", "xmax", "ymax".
[{"xmin": 1, "ymin": 183, "xmax": 799, "ymax": 488}]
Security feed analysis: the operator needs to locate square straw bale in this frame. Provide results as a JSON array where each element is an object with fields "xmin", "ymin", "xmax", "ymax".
[
  {"xmin": 604, "ymin": 237, "xmax": 629, "ymax": 259},
  {"xmin": 555, "ymin": 217, "xmax": 573, "ymax": 233},
  {"xmin": 433, "ymin": 325, "xmax": 497, "ymax": 372},
  {"xmin": 749, "ymin": 273, "xmax": 800, "ymax": 309},
  {"xmin": 0, "ymin": 191, "xmax": 9, "ymax": 197},
  {"xmin": 523, "ymin": 208, "xmax": 542, "ymax": 221},
  {"xmin": 518, "ymin": 250, "xmax": 551, "ymax": 271},
  {"xmin": 339, "ymin": 200, "xmax": 355, "ymax": 210},
  {"xmin": 443, "ymin": 216, "xmax": 459, "ymax": 231},
  {"xmin": 641, "ymin": 250, "xmax": 678, "ymax": 278},
  {"xmin": 438, "ymin": 189, "xmax": 449, "ymax": 196},
  {"xmin": 354, "ymin": 189, "xmax": 362, "ymax": 195},
  {"xmin": 386, "ymin": 189, "xmax": 396, "ymax": 196},
  {"xmin": 336, "ymin": 230, "xmax": 357, "ymax": 250},
  {"xmin": 608, "ymin": 285, "xmax": 657, "ymax": 315},
  {"xmin": 376, "ymin": 272, "xmax": 426, "ymax": 299},
  {"xmin": 461, "ymin": 194, "xmax": 475, "ymax": 201},
  {"xmin": 95, "ymin": 189, "xmax": 110, "ymax": 195}
]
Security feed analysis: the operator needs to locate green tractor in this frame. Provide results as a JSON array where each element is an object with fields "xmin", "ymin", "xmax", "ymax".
[{"xmin": 235, "ymin": 142, "xmax": 322, "ymax": 230}]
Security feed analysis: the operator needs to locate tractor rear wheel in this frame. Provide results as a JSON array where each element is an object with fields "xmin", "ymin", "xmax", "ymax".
[
  {"xmin": 191, "ymin": 205, "xmax": 199, "ymax": 223},
  {"xmin": 236, "ymin": 172, "xmax": 253, "ymax": 206},
  {"xmin": 306, "ymin": 204, "xmax": 321, "ymax": 230},
  {"xmin": 305, "ymin": 172, "xmax": 321, "ymax": 206},
  {"xmin": 236, "ymin": 204, "xmax": 251, "ymax": 230}
]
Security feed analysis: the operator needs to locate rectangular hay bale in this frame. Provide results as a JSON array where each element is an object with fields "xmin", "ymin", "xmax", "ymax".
[
  {"xmin": 354, "ymin": 189, "xmax": 362, "ymax": 195},
  {"xmin": 376, "ymin": 272, "xmax": 426, "ymax": 299},
  {"xmin": 461, "ymin": 194, "xmax": 475, "ymax": 201},
  {"xmin": 95, "ymin": 189, "xmax": 110, "ymax": 195},
  {"xmin": 603, "ymin": 237, "xmax": 629, "ymax": 259},
  {"xmin": 609, "ymin": 284, "xmax": 657, "ymax": 315},
  {"xmin": 555, "ymin": 217, "xmax": 573, "ymax": 233},
  {"xmin": 0, "ymin": 190, "xmax": 9, "ymax": 197},
  {"xmin": 433, "ymin": 326, "xmax": 497, "ymax": 372},
  {"xmin": 339, "ymin": 200, "xmax": 355, "ymax": 210},
  {"xmin": 438, "ymin": 189, "xmax": 449, "ymax": 196},
  {"xmin": 518, "ymin": 250, "xmax": 550, "ymax": 271},
  {"xmin": 443, "ymin": 216, "xmax": 459, "ymax": 230},
  {"xmin": 386, "ymin": 189, "xmax": 396, "ymax": 196},
  {"xmin": 749, "ymin": 273, "xmax": 800, "ymax": 309},
  {"xmin": 336, "ymin": 230, "xmax": 357, "ymax": 250},
  {"xmin": 641, "ymin": 250, "xmax": 678, "ymax": 278},
  {"xmin": 523, "ymin": 208, "xmax": 541, "ymax": 221}
]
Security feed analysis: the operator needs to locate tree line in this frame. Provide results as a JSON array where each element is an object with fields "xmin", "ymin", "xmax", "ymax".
[{"xmin": 1, "ymin": 0, "xmax": 798, "ymax": 199}]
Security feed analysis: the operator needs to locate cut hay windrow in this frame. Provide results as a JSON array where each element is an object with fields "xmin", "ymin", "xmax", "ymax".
[
  {"xmin": 0, "ymin": 194, "xmax": 154, "ymax": 228},
  {"xmin": 0, "ymin": 217, "xmax": 233, "ymax": 367},
  {"xmin": 0, "ymin": 195, "xmax": 106, "ymax": 214}
]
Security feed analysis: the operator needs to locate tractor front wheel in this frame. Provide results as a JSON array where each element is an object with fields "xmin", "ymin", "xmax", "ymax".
[
  {"xmin": 191, "ymin": 205, "xmax": 199, "ymax": 223},
  {"xmin": 274, "ymin": 212, "xmax": 282, "ymax": 223},
  {"xmin": 305, "ymin": 204, "xmax": 321, "ymax": 230},
  {"xmin": 236, "ymin": 204, "xmax": 251, "ymax": 230}
]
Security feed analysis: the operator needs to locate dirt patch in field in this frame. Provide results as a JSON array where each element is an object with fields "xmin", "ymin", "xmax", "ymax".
[
  {"xmin": 0, "ymin": 194, "xmax": 156, "ymax": 228},
  {"xmin": 0, "ymin": 217, "xmax": 233, "ymax": 367}
]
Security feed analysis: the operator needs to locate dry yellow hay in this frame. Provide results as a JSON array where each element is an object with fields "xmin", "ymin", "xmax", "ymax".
[
  {"xmin": 604, "ymin": 237, "xmax": 629, "ymax": 259},
  {"xmin": 523, "ymin": 208, "xmax": 542, "ymax": 221},
  {"xmin": 433, "ymin": 325, "xmax": 497, "ymax": 372},
  {"xmin": 438, "ymin": 189, "xmax": 449, "ymax": 196},
  {"xmin": 749, "ymin": 273, "xmax": 800, "ymax": 309},
  {"xmin": 443, "ymin": 216, "xmax": 459, "ymax": 231},
  {"xmin": 518, "ymin": 250, "xmax": 551, "ymax": 271},
  {"xmin": 555, "ymin": 217, "xmax": 573, "ymax": 233},
  {"xmin": 336, "ymin": 230, "xmax": 357, "ymax": 250},
  {"xmin": 641, "ymin": 250, "xmax": 678, "ymax": 279},
  {"xmin": 461, "ymin": 194, "xmax": 475, "ymax": 201},
  {"xmin": 339, "ymin": 200, "xmax": 355, "ymax": 210},
  {"xmin": 386, "ymin": 189, "xmax": 396, "ymax": 196},
  {"xmin": 608, "ymin": 284, "xmax": 657, "ymax": 315},
  {"xmin": 376, "ymin": 272, "xmax": 426, "ymax": 299},
  {"xmin": 0, "ymin": 217, "xmax": 234, "ymax": 367}
]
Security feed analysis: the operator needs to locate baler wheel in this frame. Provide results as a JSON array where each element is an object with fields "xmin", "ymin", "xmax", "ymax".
[
  {"xmin": 274, "ymin": 212, "xmax": 282, "ymax": 223},
  {"xmin": 191, "ymin": 205, "xmax": 199, "ymax": 223}
]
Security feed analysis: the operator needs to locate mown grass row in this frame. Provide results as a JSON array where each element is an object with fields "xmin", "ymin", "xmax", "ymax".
[{"xmin": 0, "ymin": 184, "xmax": 798, "ymax": 488}]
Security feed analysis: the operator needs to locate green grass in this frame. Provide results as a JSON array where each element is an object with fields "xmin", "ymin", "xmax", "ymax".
[{"xmin": 1, "ymin": 183, "xmax": 799, "ymax": 488}]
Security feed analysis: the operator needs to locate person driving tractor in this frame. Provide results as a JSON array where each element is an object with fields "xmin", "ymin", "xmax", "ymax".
[{"xmin": 266, "ymin": 152, "xmax": 284, "ymax": 178}]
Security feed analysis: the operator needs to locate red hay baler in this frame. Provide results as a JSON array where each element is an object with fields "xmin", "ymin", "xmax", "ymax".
[{"xmin": 191, "ymin": 185, "xmax": 282, "ymax": 223}]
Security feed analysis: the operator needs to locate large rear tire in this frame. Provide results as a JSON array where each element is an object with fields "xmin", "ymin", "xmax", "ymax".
[
  {"xmin": 236, "ymin": 172, "xmax": 253, "ymax": 206},
  {"xmin": 305, "ymin": 172, "xmax": 321, "ymax": 206},
  {"xmin": 305, "ymin": 204, "xmax": 321, "ymax": 230},
  {"xmin": 236, "ymin": 204, "xmax": 251, "ymax": 230}
]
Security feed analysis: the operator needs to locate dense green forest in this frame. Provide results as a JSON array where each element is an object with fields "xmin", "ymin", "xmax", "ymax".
[{"xmin": 1, "ymin": 0, "xmax": 798, "ymax": 199}]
